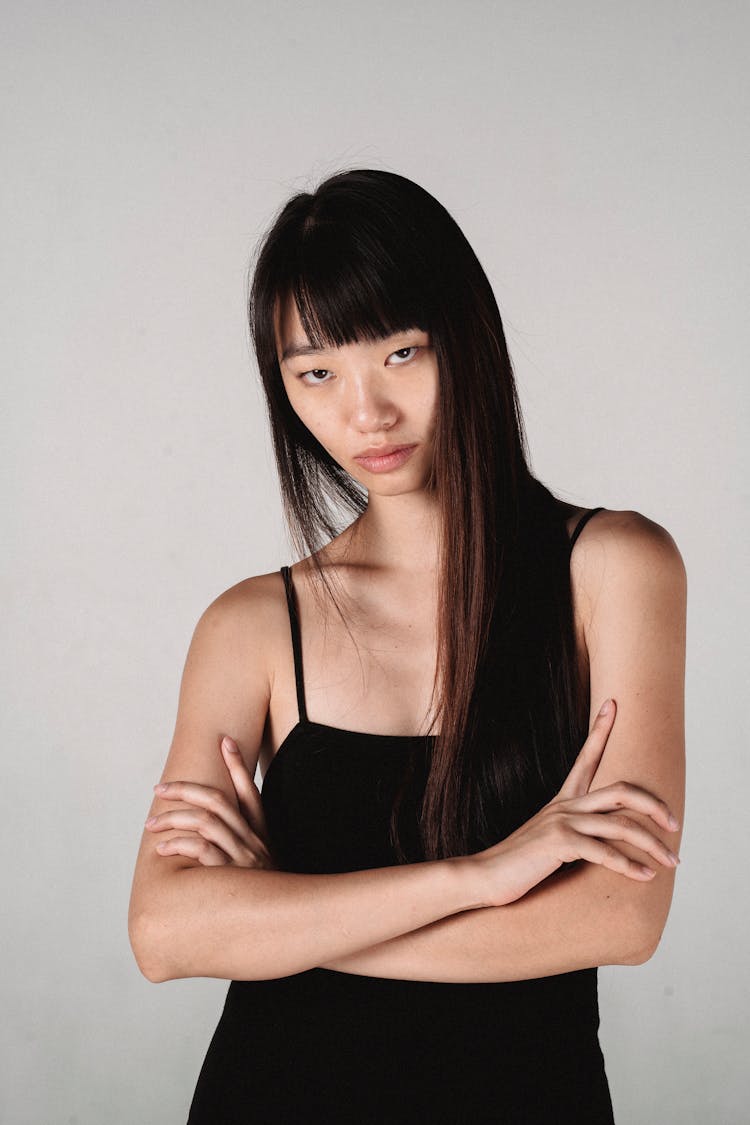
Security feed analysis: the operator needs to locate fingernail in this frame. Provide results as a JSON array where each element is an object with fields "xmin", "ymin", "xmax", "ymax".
[
  {"xmin": 222, "ymin": 737, "xmax": 238, "ymax": 754},
  {"xmin": 154, "ymin": 783, "xmax": 168, "ymax": 793},
  {"xmin": 598, "ymin": 699, "xmax": 613, "ymax": 716},
  {"xmin": 668, "ymin": 814, "xmax": 680, "ymax": 830},
  {"xmin": 668, "ymin": 852, "xmax": 680, "ymax": 865},
  {"xmin": 145, "ymin": 817, "xmax": 156, "ymax": 827},
  {"xmin": 640, "ymin": 866, "xmax": 655, "ymax": 878}
]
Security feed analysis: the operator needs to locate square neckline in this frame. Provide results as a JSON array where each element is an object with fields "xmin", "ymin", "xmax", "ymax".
[{"xmin": 262, "ymin": 716, "xmax": 435, "ymax": 788}]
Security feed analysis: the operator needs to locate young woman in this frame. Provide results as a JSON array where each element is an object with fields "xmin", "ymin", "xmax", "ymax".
[{"xmin": 128, "ymin": 169, "xmax": 686, "ymax": 1123}]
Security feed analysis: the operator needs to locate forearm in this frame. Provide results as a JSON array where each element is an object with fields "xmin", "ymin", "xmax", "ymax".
[
  {"xmin": 128, "ymin": 854, "xmax": 481, "ymax": 983},
  {"xmin": 319, "ymin": 863, "xmax": 675, "ymax": 983}
]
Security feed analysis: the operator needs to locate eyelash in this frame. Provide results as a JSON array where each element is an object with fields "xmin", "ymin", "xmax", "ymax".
[{"xmin": 297, "ymin": 345, "xmax": 420, "ymax": 385}]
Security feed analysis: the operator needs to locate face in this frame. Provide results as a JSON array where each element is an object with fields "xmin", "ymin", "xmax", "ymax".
[{"xmin": 274, "ymin": 296, "xmax": 439, "ymax": 493}]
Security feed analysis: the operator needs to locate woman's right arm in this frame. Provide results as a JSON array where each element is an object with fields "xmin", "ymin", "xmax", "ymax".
[
  {"xmin": 129, "ymin": 578, "xmax": 677, "ymax": 984},
  {"xmin": 127, "ymin": 579, "xmax": 480, "ymax": 984}
]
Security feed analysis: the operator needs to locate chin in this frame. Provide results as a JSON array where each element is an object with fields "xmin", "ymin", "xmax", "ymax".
[{"xmin": 363, "ymin": 475, "xmax": 433, "ymax": 497}]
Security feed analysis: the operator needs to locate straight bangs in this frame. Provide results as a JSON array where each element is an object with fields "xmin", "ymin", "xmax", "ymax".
[{"xmin": 276, "ymin": 217, "xmax": 436, "ymax": 358}]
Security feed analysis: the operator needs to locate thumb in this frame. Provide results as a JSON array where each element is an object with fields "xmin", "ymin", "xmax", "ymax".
[
  {"xmin": 221, "ymin": 735, "xmax": 270, "ymax": 838},
  {"xmin": 558, "ymin": 698, "xmax": 616, "ymax": 799}
]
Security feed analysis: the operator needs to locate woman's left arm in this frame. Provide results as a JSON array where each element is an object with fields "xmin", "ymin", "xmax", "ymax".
[{"xmin": 319, "ymin": 510, "xmax": 687, "ymax": 981}]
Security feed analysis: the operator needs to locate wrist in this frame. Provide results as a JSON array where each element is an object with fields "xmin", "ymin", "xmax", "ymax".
[{"xmin": 442, "ymin": 853, "xmax": 492, "ymax": 912}]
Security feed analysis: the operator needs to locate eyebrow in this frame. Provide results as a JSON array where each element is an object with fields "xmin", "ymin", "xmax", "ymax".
[{"xmin": 281, "ymin": 341, "xmax": 330, "ymax": 363}]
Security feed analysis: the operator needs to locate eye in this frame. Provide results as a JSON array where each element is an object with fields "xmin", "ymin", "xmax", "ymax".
[
  {"xmin": 295, "ymin": 345, "xmax": 421, "ymax": 386},
  {"xmin": 391, "ymin": 344, "xmax": 420, "ymax": 362},
  {"xmin": 298, "ymin": 368, "xmax": 333, "ymax": 385}
]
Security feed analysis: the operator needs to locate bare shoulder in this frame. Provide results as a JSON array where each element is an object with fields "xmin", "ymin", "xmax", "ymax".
[
  {"xmin": 171, "ymin": 567, "xmax": 291, "ymax": 762},
  {"xmin": 570, "ymin": 507, "xmax": 687, "ymax": 639},
  {"xmin": 569, "ymin": 507, "xmax": 686, "ymax": 578},
  {"xmin": 196, "ymin": 569, "xmax": 288, "ymax": 658},
  {"xmin": 125, "ymin": 570, "xmax": 291, "ymax": 845}
]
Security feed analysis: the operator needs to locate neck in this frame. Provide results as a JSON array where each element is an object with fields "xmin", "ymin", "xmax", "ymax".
[{"xmin": 346, "ymin": 488, "xmax": 441, "ymax": 574}]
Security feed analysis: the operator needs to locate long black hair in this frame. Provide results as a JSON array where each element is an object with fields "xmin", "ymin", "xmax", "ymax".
[{"xmin": 249, "ymin": 168, "xmax": 588, "ymax": 860}]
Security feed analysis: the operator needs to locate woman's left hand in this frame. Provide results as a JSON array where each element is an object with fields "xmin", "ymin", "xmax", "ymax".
[{"xmin": 145, "ymin": 736, "xmax": 278, "ymax": 869}]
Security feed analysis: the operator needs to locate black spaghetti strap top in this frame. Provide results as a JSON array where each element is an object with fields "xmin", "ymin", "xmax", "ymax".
[{"xmin": 187, "ymin": 507, "xmax": 614, "ymax": 1125}]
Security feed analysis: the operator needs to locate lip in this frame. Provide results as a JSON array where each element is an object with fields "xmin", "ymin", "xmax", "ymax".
[{"xmin": 353, "ymin": 443, "xmax": 418, "ymax": 473}]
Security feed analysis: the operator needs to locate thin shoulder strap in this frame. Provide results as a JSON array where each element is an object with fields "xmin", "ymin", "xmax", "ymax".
[
  {"xmin": 569, "ymin": 506, "xmax": 606, "ymax": 551},
  {"xmin": 279, "ymin": 565, "xmax": 308, "ymax": 724}
]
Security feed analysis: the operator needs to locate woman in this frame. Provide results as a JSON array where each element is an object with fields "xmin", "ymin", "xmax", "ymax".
[{"xmin": 128, "ymin": 169, "xmax": 686, "ymax": 1123}]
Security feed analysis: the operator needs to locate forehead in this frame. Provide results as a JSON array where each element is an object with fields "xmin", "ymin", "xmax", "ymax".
[
  {"xmin": 273, "ymin": 294, "xmax": 308, "ymax": 357},
  {"xmin": 274, "ymin": 296, "xmax": 335, "ymax": 367}
]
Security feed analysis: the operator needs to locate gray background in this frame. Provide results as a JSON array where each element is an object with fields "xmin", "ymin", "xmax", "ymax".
[{"xmin": 2, "ymin": 2, "xmax": 747, "ymax": 1122}]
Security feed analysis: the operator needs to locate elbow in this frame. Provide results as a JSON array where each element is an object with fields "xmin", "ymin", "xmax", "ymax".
[
  {"xmin": 616, "ymin": 908, "xmax": 668, "ymax": 966},
  {"xmin": 134, "ymin": 954, "xmax": 174, "ymax": 985},
  {"xmin": 610, "ymin": 868, "xmax": 675, "ymax": 966},
  {"xmin": 128, "ymin": 908, "xmax": 180, "ymax": 984},
  {"xmin": 619, "ymin": 934, "xmax": 660, "ymax": 966}
]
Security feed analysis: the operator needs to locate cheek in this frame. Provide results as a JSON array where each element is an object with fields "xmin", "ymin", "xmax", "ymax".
[
  {"xmin": 282, "ymin": 380, "xmax": 313, "ymax": 423},
  {"xmin": 285, "ymin": 389, "xmax": 334, "ymax": 444},
  {"xmin": 419, "ymin": 382, "xmax": 440, "ymax": 433}
]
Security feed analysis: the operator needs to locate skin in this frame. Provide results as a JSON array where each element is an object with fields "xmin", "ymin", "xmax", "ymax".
[{"xmin": 128, "ymin": 295, "xmax": 686, "ymax": 984}]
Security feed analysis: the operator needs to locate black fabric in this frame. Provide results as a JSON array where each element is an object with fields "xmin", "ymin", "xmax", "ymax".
[
  {"xmin": 187, "ymin": 509, "xmax": 614, "ymax": 1124},
  {"xmin": 569, "ymin": 506, "xmax": 606, "ymax": 552}
]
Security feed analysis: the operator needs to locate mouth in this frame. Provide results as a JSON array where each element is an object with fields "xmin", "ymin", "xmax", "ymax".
[{"xmin": 352, "ymin": 444, "xmax": 418, "ymax": 473}]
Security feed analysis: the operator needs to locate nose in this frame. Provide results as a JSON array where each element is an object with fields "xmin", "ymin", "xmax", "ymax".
[{"xmin": 347, "ymin": 371, "xmax": 398, "ymax": 432}]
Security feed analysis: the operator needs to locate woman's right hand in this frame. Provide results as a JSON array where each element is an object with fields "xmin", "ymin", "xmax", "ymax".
[{"xmin": 469, "ymin": 698, "xmax": 681, "ymax": 909}]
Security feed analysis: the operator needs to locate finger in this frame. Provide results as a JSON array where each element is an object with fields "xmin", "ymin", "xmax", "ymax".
[
  {"xmin": 570, "ymin": 835, "xmax": 657, "ymax": 881},
  {"xmin": 146, "ymin": 807, "xmax": 266, "ymax": 864},
  {"xmin": 221, "ymin": 738, "xmax": 272, "ymax": 843},
  {"xmin": 155, "ymin": 835, "xmax": 230, "ymax": 866},
  {"xmin": 566, "ymin": 781, "xmax": 680, "ymax": 834},
  {"xmin": 558, "ymin": 699, "xmax": 616, "ymax": 800},
  {"xmin": 153, "ymin": 780, "xmax": 256, "ymax": 842},
  {"xmin": 567, "ymin": 812, "xmax": 680, "ymax": 868}
]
